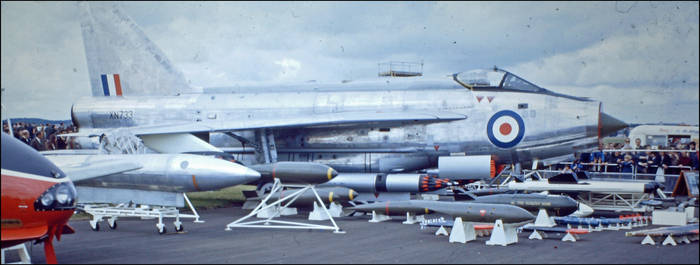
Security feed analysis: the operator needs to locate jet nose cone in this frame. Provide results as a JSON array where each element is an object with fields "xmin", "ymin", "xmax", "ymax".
[
  {"xmin": 570, "ymin": 202, "xmax": 594, "ymax": 217},
  {"xmin": 600, "ymin": 112, "xmax": 627, "ymax": 137}
]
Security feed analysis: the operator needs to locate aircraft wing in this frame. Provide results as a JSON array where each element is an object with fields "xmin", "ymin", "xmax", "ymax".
[
  {"xmin": 63, "ymin": 111, "xmax": 467, "ymax": 137},
  {"xmin": 48, "ymin": 158, "xmax": 142, "ymax": 182}
]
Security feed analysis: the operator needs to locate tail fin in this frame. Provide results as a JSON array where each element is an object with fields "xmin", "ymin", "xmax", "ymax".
[{"xmin": 78, "ymin": 2, "xmax": 192, "ymax": 97}]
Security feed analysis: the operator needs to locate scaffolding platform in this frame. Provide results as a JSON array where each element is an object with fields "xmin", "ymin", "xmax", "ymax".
[{"xmin": 378, "ymin": 61, "xmax": 423, "ymax": 77}]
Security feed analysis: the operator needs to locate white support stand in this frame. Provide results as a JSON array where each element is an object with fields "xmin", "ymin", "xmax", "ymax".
[
  {"xmin": 449, "ymin": 217, "xmax": 476, "ymax": 244},
  {"xmin": 255, "ymin": 202, "xmax": 281, "ymax": 219},
  {"xmin": 486, "ymin": 219, "xmax": 518, "ymax": 246},
  {"xmin": 561, "ymin": 232, "xmax": 578, "ymax": 242},
  {"xmin": 621, "ymin": 222, "xmax": 632, "ymax": 230},
  {"xmin": 528, "ymin": 230, "xmax": 545, "ymax": 240},
  {"xmin": 183, "ymin": 193, "xmax": 204, "ymax": 223},
  {"xmin": 327, "ymin": 202, "xmax": 343, "ymax": 217},
  {"xmin": 435, "ymin": 226, "xmax": 449, "ymax": 236},
  {"xmin": 533, "ymin": 209, "xmax": 555, "ymax": 227},
  {"xmin": 1, "ymin": 243, "xmax": 30, "ymax": 264},
  {"xmin": 369, "ymin": 210, "xmax": 392, "ymax": 223},
  {"xmin": 279, "ymin": 206, "xmax": 299, "ymax": 216},
  {"xmin": 225, "ymin": 179, "xmax": 345, "ymax": 234},
  {"xmin": 402, "ymin": 212, "xmax": 425, "ymax": 224},
  {"xmin": 641, "ymin": 235, "xmax": 656, "ymax": 245},
  {"xmin": 594, "ymin": 224, "xmax": 604, "ymax": 231},
  {"xmin": 309, "ymin": 202, "xmax": 341, "ymax": 220},
  {"xmin": 662, "ymin": 235, "xmax": 677, "ymax": 246},
  {"xmin": 677, "ymin": 236, "xmax": 691, "ymax": 244},
  {"xmin": 607, "ymin": 223, "xmax": 620, "ymax": 231}
]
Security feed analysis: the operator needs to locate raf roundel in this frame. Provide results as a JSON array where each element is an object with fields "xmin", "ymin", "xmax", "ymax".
[{"xmin": 487, "ymin": 110, "xmax": 525, "ymax": 148}]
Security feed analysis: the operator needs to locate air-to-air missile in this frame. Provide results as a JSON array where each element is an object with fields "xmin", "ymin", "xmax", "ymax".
[
  {"xmin": 505, "ymin": 173, "xmax": 663, "ymax": 194},
  {"xmin": 625, "ymin": 223, "xmax": 699, "ymax": 238},
  {"xmin": 44, "ymin": 154, "xmax": 261, "ymax": 193},
  {"xmin": 249, "ymin": 162, "xmax": 338, "ymax": 184},
  {"xmin": 349, "ymin": 200, "xmax": 535, "ymax": 223},
  {"xmin": 243, "ymin": 187, "xmax": 359, "ymax": 208},
  {"xmin": 465, "ymin": 193, "xmax": 594, "ymax": 217},
  {"xmin": 318, "ymin": 173, "xmax": 451, "ymax": 193}
]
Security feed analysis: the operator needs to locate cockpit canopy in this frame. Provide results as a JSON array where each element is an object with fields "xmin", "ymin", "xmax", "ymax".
[{"xmin": 454, "ymin": 68, "xmax": 546, "ymax": 93}]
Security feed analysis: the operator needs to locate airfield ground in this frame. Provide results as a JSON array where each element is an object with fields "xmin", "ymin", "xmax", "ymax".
[{"xmin": 10, "ymin": 204, "xmax": 699, "ymax": 264}]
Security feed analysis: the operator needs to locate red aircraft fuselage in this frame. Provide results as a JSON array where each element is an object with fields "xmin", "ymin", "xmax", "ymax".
[{"xmin": 1, "ymin": 133, "xmax": 77, "ymax": 264}]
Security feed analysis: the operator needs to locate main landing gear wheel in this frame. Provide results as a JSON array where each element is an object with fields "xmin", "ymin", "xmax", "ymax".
[{"xmin": 257, "ymin": 182, "xmax": 274, "ymax": 196}]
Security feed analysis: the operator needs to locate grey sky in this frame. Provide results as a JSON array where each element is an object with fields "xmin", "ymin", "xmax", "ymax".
[{"xmin": 1, "ymin": 1, "xmax": 698, "ymax": 125}]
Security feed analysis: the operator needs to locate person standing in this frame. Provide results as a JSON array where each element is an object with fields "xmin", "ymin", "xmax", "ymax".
[
  {"xmin": 689, "ymin": 141, "xmax": 699, "ymax": 170},
  {"xmin": 19, "ymin": 129, "xmax": 32, "ymax": 146},
  {"xmin": 620, "ymin": 154, "xmax": 635, "ymax": 174},
  {"xmin": 55, "ymin": 130, "xmax": 67, "ymax": 149},
  {"xmin": 636, "ymin": 149, "xmax": 650, "ymax": 174},
  {"xmin": 30, "ymin": 131, "xmax": 47, "ymax": 151},
  {"xmin": 591, "ymin": 143, "xmax": 605, "ymax": 172}
]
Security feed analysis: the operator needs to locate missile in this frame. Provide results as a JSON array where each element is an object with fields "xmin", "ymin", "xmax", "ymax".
[
  {"xmin": 468, "ymin": 193, "xmax": 592, "ymax": 217},
  {"xmin": 44, "ymin": 154, "xmax": 261, "ymax": 192},
  {"xmin": 349, "ymin": 200, "xmax": 535, "ymax": 223},
  {"xmin": 248, "ymin": 187, "xmax": 359, "ymax": 207},
  {"xmin": 625, "ymin": 223, "xmax": 698, "ymax": 237},
  {"xmin": 506, "ymin": 178, "xmax": 661, "ymax": 194},
  {"xmin": 318, "ymin": 173, "xmax": 452, "ymax": 193},
  {"xmin": 348, "ymin": 200, "xmax": 435, "ymax": 216},
  {"xmin": 249, "ymin": 162, "xmax": 338, "ymax": 184}
]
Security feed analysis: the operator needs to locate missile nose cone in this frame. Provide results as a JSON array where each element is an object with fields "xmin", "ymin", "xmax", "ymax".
[
  {"xmin": 599, "ymin": 112, "xmax": 627, "ymax": 137},
  {"xmin": 570, "ymin": 202, "xmax": 594, "ymax": 217},
  {"xmin": 511, "ymin": 206, "xmax": 536, "ymax": 223},
  {"xmin": 181, "ymin": 155, "xmax": 261, "ymax": 191},
  {"xmin": 349, "ymin": 189, "xmax": 359, "ymax": 201},
  {"xmin": 330, "ymin": 168, "xmax": 339, "ymax": 179},
  {"xmin": 243, "ymin": 167, "xmax": 262, "ymax": 182}
]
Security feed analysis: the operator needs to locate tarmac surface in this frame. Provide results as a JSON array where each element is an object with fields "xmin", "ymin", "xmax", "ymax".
[{"xmin": 13, "ymin": 205, "xmax": 700, "ymax": 264}]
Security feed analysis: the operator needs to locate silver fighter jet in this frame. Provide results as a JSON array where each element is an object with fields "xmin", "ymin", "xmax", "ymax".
[{"xmin": 68, "ymin": 2, "xmax": 627, "ymax": 183}]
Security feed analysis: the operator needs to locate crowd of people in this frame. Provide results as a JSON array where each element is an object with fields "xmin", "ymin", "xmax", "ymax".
[
  {"xmin": 568, "ymin": 137, "xmax": 699, "ymax": 175},
  {"xmin": 2, "ymin": 121, "xmax": 80, "ymax": 151}
]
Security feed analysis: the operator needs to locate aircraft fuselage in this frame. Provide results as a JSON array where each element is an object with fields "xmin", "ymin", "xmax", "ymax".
[{"xmin": 71, "ymin": 76, "xmax": 602, "ymax": 172}]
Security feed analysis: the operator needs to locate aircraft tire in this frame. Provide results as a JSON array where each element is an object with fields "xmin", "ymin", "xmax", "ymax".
[{"xmin": 257, "ymin": 182, "xmax": 274, "ymax": 196}]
